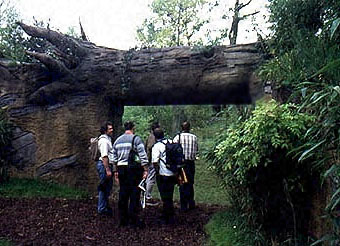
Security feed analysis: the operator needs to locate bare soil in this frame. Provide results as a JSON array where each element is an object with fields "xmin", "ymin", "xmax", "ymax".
[{"xmin": 0, "ymin": 198, "xmax": 224, "ymax": 246}]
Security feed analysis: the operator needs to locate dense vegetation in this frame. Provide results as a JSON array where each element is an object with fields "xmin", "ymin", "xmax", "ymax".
[{"xmin": 205, "ymin": 0, "xmax": 340, "ymax": 245}]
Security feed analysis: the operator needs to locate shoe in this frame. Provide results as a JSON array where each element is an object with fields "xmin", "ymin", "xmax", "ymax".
[
  {"xmin": 158, "ymin": 216, "xmax": 174, "ymax": 225},
  {"xmin": 119, "ymin": 220, "xmax": 128, "ymax": 227},
  {"xmin": 98, "ymin": 208, "xmax": 113, "ymax": 217},
  {"xmin": 189, "ymin": 201, "xmax": 196, "ymax": 210},
  {"xmin": 145, "ymin": 198, "xmax": 159, "ymax": 206},
  {"xmin": 130, "ymin": 219, "xmax": 146, "ymax": 229}
]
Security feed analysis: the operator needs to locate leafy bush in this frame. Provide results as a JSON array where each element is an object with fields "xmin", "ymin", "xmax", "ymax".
[
  {"xmin": 259, "ymin": 8, "xmax": 340, "ymax": 243},
  {"xmin": 205, "ymin": 100, "xmax": 316, "ymax": 242}
]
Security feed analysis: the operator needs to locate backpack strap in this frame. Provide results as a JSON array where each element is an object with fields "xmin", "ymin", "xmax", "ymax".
[{"xmin": 131, "ymin": 135, "xmax": 137, "ymax": 151}]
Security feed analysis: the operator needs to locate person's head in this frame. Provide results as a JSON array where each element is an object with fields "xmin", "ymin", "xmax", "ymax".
[
  {"xmin": 100, "ymin": 121, "xmax": 113, "ymax": 136},
  {"xmin": 181, "ymin": 121, "xmax": 190, "ymax": 132},
  {"xmin": 153, "ymin": 127, "xmax": 164, "ymax": 140},
  {"xmin": 151, "ymin": 122, "xmax": 160, "ymax": 132},
  {"xmin": 124, "ymin": 121, "xmax": 135, "ymax": 132}
]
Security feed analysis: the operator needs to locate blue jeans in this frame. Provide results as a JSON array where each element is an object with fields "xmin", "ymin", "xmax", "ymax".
[{"xmin": 96, "ymin": 161, "xmax": 113, "ymax": 213}]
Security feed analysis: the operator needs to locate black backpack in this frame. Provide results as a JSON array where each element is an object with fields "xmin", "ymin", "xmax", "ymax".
[
  {"xmin": 128, "ymin": 135, "xmax": 141, "ymax": 168},
  {"xmin": 160, "ymin": 135, "xmax": 185, "ymax": 173}
]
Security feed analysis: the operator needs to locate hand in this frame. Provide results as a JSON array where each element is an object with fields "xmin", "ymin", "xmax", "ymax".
[
  {"xmin": 106, "ymin": 168, "xmax": 112, "ymax": 179},
  {"xmin": 142, "ymin": 170, "xmax": 148, "ymax": 179},
  {"xmin": 114, "ymin": 172, "xmax": 119, "ymax": 184}
]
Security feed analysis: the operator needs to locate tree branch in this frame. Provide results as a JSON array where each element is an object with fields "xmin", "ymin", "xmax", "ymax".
[
  {"xmin": 26, "ymin": 51, "xmax": 70, "ymax": 77},
  {"xmin": 79, "ymin": 18, "xmax": 88, "ymax": 41},
  {"xmin": 18, "ymin": 22, "xmax": 87, "ymax": 58},
  {"xmin": 240, "ymin": 11, "xmax": 260, "ymax": 20}
]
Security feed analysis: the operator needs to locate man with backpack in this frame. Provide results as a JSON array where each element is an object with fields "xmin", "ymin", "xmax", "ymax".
[
  {"xmin": 112, "ymin": 121, "xmax": 149, "ymax": 228},
  {"xmin": 96, "ymin": 121, "xmax": 114, "ymax": 216},
  {"xmin": 152, "ymin": 127, "xmax": 177, "ymax": 224},
  {"xmin": 173, "ymin": 121, "xmax": 198, "ymax": 212}
]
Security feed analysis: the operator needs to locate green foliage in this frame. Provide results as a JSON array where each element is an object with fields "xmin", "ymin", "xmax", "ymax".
[
  {"xmin": 205, "ymin": 209, "xmax": 265, "ymax": 246},
  {"xmin": 0, "ymin": 239, "xmax": 12, "ymax": 246},
  {"xmin": 204, "ymin": 100, "xmax": 316, "ymax": 243},
  {"xmin": 0, "ymin": 108, "xmax": 13, "ymax": 183},
  {"xmin": 123, "ymin": 105, "xmax": 214, "ymax": 138},
  {"xmin": 0, "ymin": 1, "xmax": 29, "ymax": 62},
  {"xmin": 210, "ymin": 100, "xmax": 314, "ymax": 183},
  {"xmin": 123, "ymin": 106, "xmax": 154, "ymax": 140},
  {"xmin": 0, "ymin": 178, "xmax": 88, "ymax": 199},
  {"xmin": 258, "ymin": 1, "xmax": 340, "ymax": 244},
  {"xmin": 136, "ymin": 0, "xmax": 208, "ymax": 47}
]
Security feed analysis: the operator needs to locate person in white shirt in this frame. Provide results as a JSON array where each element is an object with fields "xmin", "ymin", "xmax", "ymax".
[
  {"xmin": 96, "ymin": 121, "xmax": 114, "ymax": 216},
  {"xmin": 152, "ymin": 128, "xmax": 177, "ymax": 224}
]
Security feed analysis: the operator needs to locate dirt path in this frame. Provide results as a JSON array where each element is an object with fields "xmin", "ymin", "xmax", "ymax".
[{"xmin": 0, "ymin": 198, "xmax": 225, "ymax": 246}]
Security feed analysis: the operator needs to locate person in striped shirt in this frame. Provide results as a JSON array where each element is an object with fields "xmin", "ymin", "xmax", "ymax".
[
  {"xmin": 113, "ymin": 121, "xmax": 149, "ymax": 228},
  {"xmin": 173, "ymin": 121, "xmax": 198, "ymax": 212}
]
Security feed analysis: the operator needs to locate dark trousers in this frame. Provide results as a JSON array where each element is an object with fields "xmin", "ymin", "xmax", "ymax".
[
  {"xmin": 179, "ymin": 160, "xmax": 195, "ymax": 210},
  {"xmin": 117, "ymin": 166, "xmax": 143, "ymax": 225},
  {"xmin": 156, "ymin": 175, "xmax": 176, "ymax": 220}
]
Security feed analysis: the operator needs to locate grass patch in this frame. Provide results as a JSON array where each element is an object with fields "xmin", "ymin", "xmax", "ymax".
[
  {"xmin": 205, "ymin": 209, "xmax": 264, "ymax": 246},
  {"xmin": 0, "ymin": 178, "xmax": 88, "ymax": 199},
  {"xmin": 0, "ymin": 239, "xmax": 12, "ymax": 246},
  {"xmin": 150, "ymin": 159, "xmax": 229, "ymax": 205}
]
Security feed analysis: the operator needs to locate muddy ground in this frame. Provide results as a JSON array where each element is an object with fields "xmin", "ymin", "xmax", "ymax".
[{"xmin": 0, "ymin": 198, "xmax": 225, "ymax": 245}]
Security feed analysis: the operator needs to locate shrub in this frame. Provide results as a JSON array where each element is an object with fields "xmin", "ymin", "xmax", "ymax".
[{"xmin": 205, "ymin": 100, "xmax": 316, "ymax": 241}]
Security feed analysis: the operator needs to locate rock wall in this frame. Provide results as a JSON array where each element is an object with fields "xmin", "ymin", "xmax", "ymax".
[{"xmin": 5, "ymin": 94, "xmax": 122, "ymax": 193}]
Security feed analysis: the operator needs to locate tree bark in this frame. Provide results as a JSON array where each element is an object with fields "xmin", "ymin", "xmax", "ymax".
[{"xmin": 1, "ymin": 23, "xmax": 264, "ymax": 109}]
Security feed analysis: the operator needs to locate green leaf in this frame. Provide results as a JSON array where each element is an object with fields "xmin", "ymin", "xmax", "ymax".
[
  {"xmin": 310, "ymin": 234, "xmax": 339, "ymax": 246},
  {"xmin": 298, "ymin": 140, "xmax": 326, "ymax": 162},
  {"xmin": 333, "ymin": 85, "xmax": 340, "ymax": 95},
  {"xmin": 331, "ymin": 18, "xmax": 340, "ymax": 39}
]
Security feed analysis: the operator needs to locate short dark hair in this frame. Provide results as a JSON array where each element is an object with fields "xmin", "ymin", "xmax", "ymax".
[
  {"xmin": 100, "ymin": 121, "xmax": 113, "ymax": 134},
  {"xmin": 153, "ymin": 127, "xmax": 164, "ymax": 140},
  {"xmin": 124, "ymin": 121, "xmax": 135, "ymax": 131},
  {"xmin": 151, "ymin": 122, "xmax": 160, "ymax": 131},
  {"xmin": 181, "ymin": 121, "xmax": 190, "ymax": 132}
]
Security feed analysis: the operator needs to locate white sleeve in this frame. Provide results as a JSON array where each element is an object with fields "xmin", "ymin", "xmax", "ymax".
[
  {"xmin": 151, "ymin": 144, "xmax": 160, "ymax": 163},
  {"xmin": 98, "ymin": 139, "xmax": 109, "ymax": 158}
]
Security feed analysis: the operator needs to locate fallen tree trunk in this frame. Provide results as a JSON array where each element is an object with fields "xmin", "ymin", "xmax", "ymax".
[
  {"xmin": 0, "ymin": 23, "xmax": 264, "ymax": 191},
  {"xmin": 1, "ymin": 23, "xmax": 263, "ymax": 108}
]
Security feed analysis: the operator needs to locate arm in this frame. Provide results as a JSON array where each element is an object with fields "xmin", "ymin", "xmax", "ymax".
[
  {"xmin": 102, "ymin": 156, "xmax": 112, "ymax": 178},
  {"xmin": 98, "ymin": 138, "xmax": 112, "ymax": 178},
  {"xmin": 112, "ymin": 144, "xmax": 119, "ymax": 183},
  {"xmin": 151, "ymin": 143, "xmax": 160, "ymax": 174}
]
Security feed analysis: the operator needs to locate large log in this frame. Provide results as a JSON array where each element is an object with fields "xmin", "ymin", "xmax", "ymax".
[
  {"xmin": 1, "ymin": 23, "xmax": 263, "ymax": 108},
  {"xmin": 0, "ymin": 23, "xmax": 264, "ymax": 191}
]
